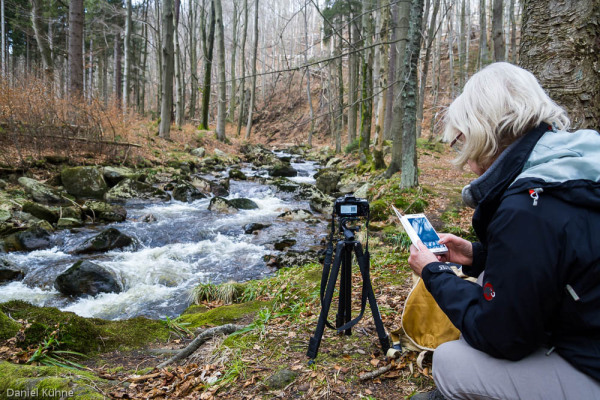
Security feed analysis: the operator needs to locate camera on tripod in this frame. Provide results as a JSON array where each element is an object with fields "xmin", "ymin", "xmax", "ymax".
[{"xmin": 334, "ymin": 195, "xmax": 369, "ymax": 218}]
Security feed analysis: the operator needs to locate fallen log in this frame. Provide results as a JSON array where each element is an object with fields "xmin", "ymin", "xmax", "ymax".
[{"xmin": 157, "ymin": 324, "xmax": 246, "ymax": 369}]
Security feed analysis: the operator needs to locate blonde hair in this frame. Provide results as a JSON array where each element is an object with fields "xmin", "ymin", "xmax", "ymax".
[{"xmin": 444, "ymin": 62, "xmax": 570, "ymax": 169}]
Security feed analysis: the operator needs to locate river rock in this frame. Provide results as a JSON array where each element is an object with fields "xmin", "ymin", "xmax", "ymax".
[
  {"xmin": 1, "ymin": 224, "xmax": 53, "ymax": 252},
  {"xmin": 0, "ymin": 259, "xmax": 24, "ymax": 283},
  {"xmin": 61, "ymin": 166, "xmax": 108, "ymax": 199},
  {"xmin": 243, "ymin": 223, "xmax": 271, "ymax": 234},
  {"xmin": 266, "ymin": 250, "xmax": 319, "ymax": 269},
  {"xmin": 269, "ymin": 162, "xmax": 298, "ymax": 178},
  {"xmin": 105, "ymin": 179, "xmax": 170, "ymax": 203},
  {"xmin": 278, "ymin": 209, "xmax": 314, "ymax": 222},
  {"xmin": 240, "ymin": 143, "xmax": 280, "ymax": 166},
  {"xmin": 228, "ymin": 168, "xmax": 247, "ymax": 180},
  {"xmin": 268, "ymin": 178, "xmax": 300, "ymax": 193},
  {"xmin": 72, "ymin": 228, "xmax": 134, "ymax": 254},
  {"xmin": 54, "ymin": 260, "xmax": 122, "ymax": 297},
  {"xmin": 208, "ymin": 197, "xmax": 238, "ymax": 214},
  {"xmin": 353, "ymin": 183, "xmax": 370, "ymax": 199},
  {"xmin": 172, "ymin": 182, "xmax": 207, "ymax": 203},
  {"xmin": 296, "ymin": 184, "xmax": 334, "ymax": 215},
  {"xmin": 264, "ymin": 369, "xmax": 298, "ymax": 390},
  {"xmin": 56, "ymin": 218, "xmax": 84, "ymax": 229},
  {"xmin": 326, "ymin": 157, "xmax": 343, "ymax": 168},
  {"xmin": 315, "ymin": 168, "xmax": 341, "ymax": 195},
  {"xmin": 103, "ymin": 166, "xmax": 139, "ymax": 187},
  {"xmin": 209, "ymin": 178, "xmax": 230, "ymax": 197},
  {"xmin": 21, "ymin": 201, "xmax": 59, "ymax": 224},
  {"xmin": 228, "ymin": 198, "xmax": 259, "ymax": 210},
  {"xmin": 274, "ymin": 237, "xmax": 296, "ymax": 251},
  {"xmin": 82, "ymin": 200, "xmax": 127, "ymax": 223},
  {"xmin": 0, "ymin": 209, "xmax": 10, "ymax": 223},
  {"xmin": 17, "ymin": 177, "xmax": 67, "ymax": 204},
  {"xmin": 214, "ymin": 149, "xmax": 227, "ymax": 158},
  {"xmin": 191, "ymin": 147, "xmax": 206, "ymax": 157}
]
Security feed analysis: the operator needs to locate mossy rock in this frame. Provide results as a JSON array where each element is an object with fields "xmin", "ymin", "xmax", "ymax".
[
  {"xmin": 369, "ymin": 200, "xmax": 390, "ymax": 222},
  {"xmin": 228, "ymin": 168, "xmax": 247, "ymax": 180},
  {"xmin": 105, "ymin": 179, "xmax": 170, "ymax": 203},
  {"xmin": 17, "ymin": 177, "xmax": 67, "ymax": 205},
  {"xmin": 61, "ymin": 167, "xmax": 108, "ymax": 199},
  {"xmin": 21, "ymin": 202, "xmax": 59, "ymax": 224},
  {"xmin": 0, "ymin": 311, "xmax": 20, "ymax": 340},
  {"xmin": 228, "ymin": 198, "xmax": 259, "ymax": 210},
  {"xmin": 0, "ymin": 361, "xmax": 109, "ymax": 399},
  {"xmin": 0, "ymin": 301, "xmax": 170, "ymax": 355},
  {"xmin": 56, "ymin": 218, "xmax": 84, "ymax": 229},
  {"xmin": 82, "ymin": 200, "xmax": 127, "ymax": 223},
  {"xmin": 179, "ymin": 300, "xmax": 268, "ymax": 328}
]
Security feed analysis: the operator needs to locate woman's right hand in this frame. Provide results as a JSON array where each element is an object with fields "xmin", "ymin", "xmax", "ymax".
[{"xmin": 436, "ymin": 233, "xmax": 473, "ymax": 266}]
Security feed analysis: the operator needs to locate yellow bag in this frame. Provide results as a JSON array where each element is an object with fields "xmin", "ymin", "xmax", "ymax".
[{"xmin": 401, "ymin": 277, "xmax": 460, "ymax": 351}]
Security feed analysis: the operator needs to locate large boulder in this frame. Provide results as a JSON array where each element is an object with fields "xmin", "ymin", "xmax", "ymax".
[
  {"xmin": 208, "ymin": 197, "xmax": 238, "ymax": 214},
  {"xmin": 102, "ymin": 166, "xmax": 140, "ymax": 187},
  {"xmin": 243, "ymin": 223, "xmax": 271, "ymax": 234},
  {"xmin": 278, "ymin": 209, "xmax": 315, "ymax": 222},
  {"xmin": 54, "ymin": 260, "xmax": 122, "ymax": 297},
  {"xmin": 228, "ymin": 198, "xmax": 259, "ymax": 210},
  {"xmin": 315, "ymin": 168, "xmax": 341, "ymax": 195},
  {"xmin": 0, "ymin": 259, "xmax": 24, "ymax": 283},
  {"xmin": 17, "ymin": 177, "xmax": 67, "ymax": 204},
  {"xmin": 296, "ymin": 183, "xmax": 334, "ymax": 215},
  {"xmin": 172, "ymin": 182, "xmax": 207, "ymax": 203},
  {"xmin": 105, "ymin": 179, "xmax": 170, "ymax": 203},
  {"xmin": 240, "ymin": 143, "xmax": 280, "ymax": 166},
  {"xmin": 1, "ymin": 224, "xmax": 53, "ymax": 252},
  {"xmin": 72, "ymin": 228, "xmax": 134, "ymax": 254},
  {"xmin": 269, "ymin": 162, "xmax": 298, "ymax": 178},
  {"xmin": 56, "ymin": 218, "xmax": 84, "ymax": 229},
  {"xmin": 61, "ymin": 167, "xmax": 108, "ymax": 199},
  {"xmin": 83, "ymin": 200, "xmax": 127, "ymax": 223}
]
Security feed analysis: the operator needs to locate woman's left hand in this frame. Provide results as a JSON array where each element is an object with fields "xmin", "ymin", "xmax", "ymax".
[{"xmin": 408, "ymin": 241, "xmax": 440, "ymax": 277}]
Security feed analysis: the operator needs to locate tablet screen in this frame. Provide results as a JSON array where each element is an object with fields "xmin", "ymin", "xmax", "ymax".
[{"xmin": 406, "ymin": 215, "xmax": 442, "ymax": 249}]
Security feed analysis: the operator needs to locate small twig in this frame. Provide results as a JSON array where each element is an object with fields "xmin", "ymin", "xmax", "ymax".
[{"xmin": 358, "ymin": 364, "xmax": 393, "ymax": 381}]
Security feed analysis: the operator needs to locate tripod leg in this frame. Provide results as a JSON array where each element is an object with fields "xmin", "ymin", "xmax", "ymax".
[
  {"xmin": 307, "ymin": 242, "xmax": 344, "ymax": 361},
  {"xmin": 337, "ymin": 245, "xmax": 353, "ymax": 336},
  {"xmin": 354, "ymin": 244, "xmax": 391, "ymax": 353}
]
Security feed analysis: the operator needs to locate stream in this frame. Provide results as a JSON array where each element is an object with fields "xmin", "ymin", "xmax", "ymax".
[{"xmin": 0, "ymin": 157, "xmax": 326, "ymax": 320}]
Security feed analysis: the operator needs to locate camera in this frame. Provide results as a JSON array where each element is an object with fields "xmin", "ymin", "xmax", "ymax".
[{"xmin": 334, "ymin": 195, "xmax": 369, "ymax": 218}]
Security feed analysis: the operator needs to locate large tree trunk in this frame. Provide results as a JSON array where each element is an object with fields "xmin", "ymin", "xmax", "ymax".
[
  {"xmin": 373, "ymin": 0, "xmax": 390, "ymax": 169},
  {"xmin": 244, "ymin": 0, "xmax": 259, "ymax": 140},
  {"xmin": 384, "ymin": 0, "xmax": 411, "ymax": 178},
  {"xmin": 478, "ymin": 0, "xmax": 489, "ymax": 68},
  {"xmin": 228, "ymin": 1, "xmax": 238, "ymax": 121},
  {"xmin": 359, "ymin": 0, "xmax": 374, "ymax": 164},
  {"xmin": 123, "ymin": 0, "xmax": 132, "ymax": 109},
  {"xmin": 68, "ymin": 0, "xmax": 84, "ymax": 98},
  {"xmin": 400, "ymin": 0, "xmax": 425, "ymax": 188},
  {"xmin": 200, "ymin": 0, "xmax": 215, "ymax": 131},
  {"xmin": 31, "ymin": 0, "xmax": 53, "ymax": 82},
  {"xmin": 491, "ymin": 0, "xmax": 504, "ymax": 61},
  {"xmin": 159, "ymin": 0, "xmax": 175, "ymax": 139},
  {"xmin": 1, "ymin": 0, "xmax": 4, "ymax": 78},
  {"xmin": 347, "ymin": 12, "xmax": 359, "ymax": 144},
  {"xmin": 214, "ymin": 0, "xmax": 227, "ymax": 142},
  {"xmin": 188, "ymin": 0, "xmax": 198, "ymax": 119},
  {"xmin": 304, "ymin": 5, "xmax": 315, "ymax": 147},
  {"xmin": 174, "ymin": 0, "xmax": 184, "ymax": 127},
  {"xmin": 114, "ymin": 34, "xmax": 122, "ymax": 104},
  {"xmin": 416, "ymin": 0, "xmax": 440, "ymax": 137},
  {"xmin": 236, "ymin": 0, "xmax": 248, "ymax": 137},
  {"xmin": 519, "ymin": 0, "xmax": 600, "ymax": 130}
]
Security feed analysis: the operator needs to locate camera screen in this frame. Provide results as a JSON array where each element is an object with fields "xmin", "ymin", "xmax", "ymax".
[
  {"xmin": 407, "ymin": 216, "xmax": 442, "ymax": 249},
  {"xmin": 340, "ymin": 205, "xmax": 357, "ymax": 215}
]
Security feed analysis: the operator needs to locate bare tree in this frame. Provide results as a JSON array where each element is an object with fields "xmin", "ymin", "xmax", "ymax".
[
  {"xmin": 491, "ymin": 0, "xmax": 504, "ymax": 61},
  {"xmin": 519, "ymin": 0, "xmax": 600, "ymax": 129},
  {"xmin": 123, "ymin": 0, "xmax": 133, "ymax": 109},
  {"xmin": 236, "ymin": 0, "xmax": 249, "ymax": 137},
  {"xmin": 200, "ymin": 0, "xmax": 215, "ymax": 131},
  {"xmin": 159, "ymin": 0, "xmax": 175, "ymax": 139},
  {"xmin": 31, "ymin": 0, "xmax": 53, "ymax": 82},
  {"xmin": 478, "ymin": 0, "xmax": 489, "ymax": 68},
  {"xmin": 214, "ymin": 0, "xmax": 227, "ymax": 142},
  {"xmin": 303, "ymin": 3, "xmax": 315, "ymax": 147},
  {"xmin": 245, "ymin": 0, "xmax": 259, "ymax": 140}
]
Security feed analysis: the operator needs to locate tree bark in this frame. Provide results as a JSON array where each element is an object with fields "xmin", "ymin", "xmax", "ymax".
[
  {"xmin": 416, "ymin": 0, "xmax": 440, "ymax": 138},
  {"xmin": 188, "ymin": 0, "xmax": 198, "ymax": 119},
  {"xmin": 478, "ymin": 0, "xmax": 489, "ymax": 68},
  {"xmin": 244, "ymin": 0, "xmax": 259, "ymax": 140},
  {"xmin": 1, "ymin": 0, "xmax": 4, "ymax": 78},
  {"xmin": 174, "ymin": 0, "xmax": 184, "ymax": 127},
  {"xmin": 304, "ymin": 5, "xmax": 315, "ymax": 147},
  {"xmin": 114, "ymin": 34, "xmax": 122, "ymax": 104},
  {"xmin": 31, "ymin": 0, "xmax": 53, "ymax": 82},
  {"xmin": 519, "ymin": 0, "xmax": 600, "ymax": 130},
  {"xmin": 400, "ymin": 0, "xmax": 425, "ymax": 188},
  {"xmin": 123, "ymin": 0, "xmax": 132, "ymax": 109},
  {"xmin": 491, "ymin": 0, "xmax": 504, "ymax": 61},
  {"xmin": 159, "ymin": 0, "xmax": 175, "ymax": 139},
  {"xmin": 228, "ymin": 1, "xmax": 238, "ymax": 121},
  {"xmin": 374, "ymin": 0, "xmax": 390, "ymax": 169},
  {"xmin": 214, "ymin": 0, "xmax": 227, "ymax": 142},
  {"xmin": 236, "ymin": 0, "xmax": 248, "ymax": 137},
  {"xmin": 200, "ymin": 0, "xmax": 215, "ymax": 131},
  {"xmin": 359, "ymin": 0, "xmax": 374, "ymax": 164},
  {"xmin": 68, "ymin": 0, "xmax": 84, "ymax": 98}
]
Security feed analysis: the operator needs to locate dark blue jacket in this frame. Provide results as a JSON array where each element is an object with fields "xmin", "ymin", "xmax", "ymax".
[{"xmin": 422, "ymin": 124, "xmax": 600, "ymax": 381}]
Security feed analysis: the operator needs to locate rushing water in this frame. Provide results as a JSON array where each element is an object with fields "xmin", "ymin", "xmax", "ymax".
[{"xmin": 0, "ymin": 158, "xmax": 325, "ymax": 320}]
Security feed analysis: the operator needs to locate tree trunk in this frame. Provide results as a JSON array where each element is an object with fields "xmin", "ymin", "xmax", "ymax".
[
  {"xmin": 200, "ymin": 0, "xmax": 215, "ymax": 131},
  {"xmin": 244, "ymin": 0, "xmax": 259, "ymax": 140},
  {"xmin": 359, "ymin": 0, "xmax": 374, "ymax": 164},
  {"xmin": 214, "ymin": 0, "xmax": 227, "ymax": 142},
  {"xmin": 228, "ymin": 1, "xmax": 238, "ymax": 121},
  {"xmin": 336, "ymin": 31, "xmax": 344, "ymax": 153},
  {"xmin": 478, "ymin": 0, "xmax": 489, "ymax": 68},
  {"xmin": 31, "ymin": 0, "xmax": 53, "ymax": 82},
  {"xmin": 384, "ymin": 0, "xmax": 411, "ymax": 177},
  {"xmin": 175, "ymin": 0, "xmax": 184, "ymax": 127},
  {"xmin": 304, "ymin": 5, "xmax": 315, "ymax": 147},
  {"xmin": 114, "ymin": 34, "xmax": 122, "ymax": 104},
  {"xmin": 384, "ymin": 2, "xmax": 398, "ymax": 140},
  {"xmin": 374, "ymin": 0, "xmax": 390, "ymax": 169},
  {"xmin": 347, "ymin": 13, "xmax": 358, "ymax": 144},
  {"xmin": 123, "ymin": 0, "xmax": 132, "ymax": 109},
  {"xmin": 159, "ymin": 0, "xmax": 175, "ymax": 139},
  {"xmin": 519, "ymin": 0, "xmax": 600, "ymax": 130},
  {"xmin": 188, "ymin": 0, "xmax": 198, "ymax": 119},
  {"xmin": 236, "ymin": 0, "xmax": 248, "ymax": 137},
  {"xmin": 1, "ymin": 0, "xmax": 4, "ymax": 78},
  {"xmin": 491, "ymin": 0, "xmax": 504, "ymax": 61},
  {"xmin": 509, "ymin": 0, "xmax": 517, "ymax": 63},
  {"xmin": 400, "ymin": 0, "xmax": 425, "ymax": 188},
  {"xmin": 68, "ymin": 0, "xmax": 84, "ymax": 98},
  {"xmin": 416, "ymin": 0, "xmax": 440, "ymax": 138}
]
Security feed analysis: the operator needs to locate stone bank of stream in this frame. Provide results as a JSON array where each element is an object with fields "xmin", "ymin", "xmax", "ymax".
[{"xmin": 0, "ymin": 147, "xmax": 335, "ymax": 321}]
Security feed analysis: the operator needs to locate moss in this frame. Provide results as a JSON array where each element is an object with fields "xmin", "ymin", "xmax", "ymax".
[
  {"xmin": 179, "ymin": 300, "xmax": 268, "ymax": 328},
  {"xmin": 0, "ymin": 361, "xmax": 108, "ymax": 400},
  {"xmin": 369, "ymin": 199, "xmax": 389, "ymax": 222},
  {"xmin": 0, "ymin": 301, "xmax": 170, "ymax": 355},
  {"xmin": 0, "ymin": 311, "xmax": 20, "ymax": 340}
]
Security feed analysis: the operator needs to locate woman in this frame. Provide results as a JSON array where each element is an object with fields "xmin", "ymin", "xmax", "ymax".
[{"xmin": 409, "ymin": 62, "xmax": 600, "ymax": 400}]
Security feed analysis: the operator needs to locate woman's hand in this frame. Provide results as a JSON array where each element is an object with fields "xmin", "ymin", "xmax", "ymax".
[
  {"xmin": 436, "ymin": 233, "xmax": 473, "ymax": 266},
  {"xmin": 408, "ymin": 241, "xmax": 439, "ymax": 277}
]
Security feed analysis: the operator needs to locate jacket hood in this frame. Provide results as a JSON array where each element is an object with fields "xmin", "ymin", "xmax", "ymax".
[{"xmin": 508, "ymin": 129, "xmax": 600, "ymax": 208}]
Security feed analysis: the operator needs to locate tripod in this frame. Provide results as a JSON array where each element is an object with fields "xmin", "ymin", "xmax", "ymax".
[{"xmin": 307, "ymin": 217, "xmax": 391, "ymax": 362}]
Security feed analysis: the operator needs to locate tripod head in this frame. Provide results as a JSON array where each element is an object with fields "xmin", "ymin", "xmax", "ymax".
[{"xmin": 339, "ymin": 217, "xmax": 361, "ymax": 241}]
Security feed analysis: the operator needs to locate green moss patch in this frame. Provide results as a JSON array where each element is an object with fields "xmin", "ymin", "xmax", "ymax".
[
  {"xmin": 0, "ymin": 301, "xmax": 170, "ymax": 355},
  {"xmin": 0, "ymin": 311, "xmax": 20, "ymax": 340},
  {"xmin": 179, "ymin": 300, "xmax": 268, "ymax": 328},
  {"xmin": 0, "ymin": 361, "xmax": 108, "ymax": 400}
]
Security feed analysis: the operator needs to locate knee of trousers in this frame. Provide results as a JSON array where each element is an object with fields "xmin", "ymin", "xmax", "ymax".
[{"xmin": 432, "ymin": 340, "xmax": 470, "ymax": 394}]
